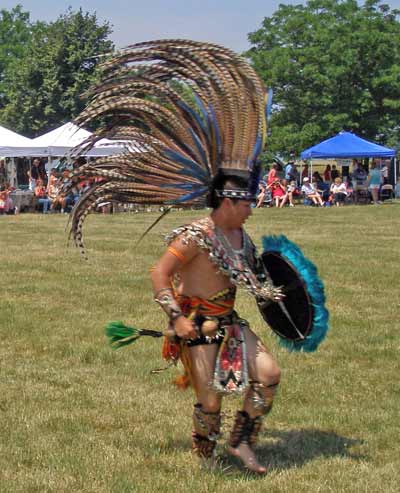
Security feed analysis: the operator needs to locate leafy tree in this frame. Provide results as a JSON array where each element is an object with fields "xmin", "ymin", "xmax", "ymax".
[
  {"xmin": 0, "ymin": 8, "xmax": 114, "ymax": 137},
  {"xmin": 246, "ymin": 0, "xmax": 400, "ymax": 156},
  {"xmin": 0, "ymin": 5, "xmax": 32, "ymax": 109}
]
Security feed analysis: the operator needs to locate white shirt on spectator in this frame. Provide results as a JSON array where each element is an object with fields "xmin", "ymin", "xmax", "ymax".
[{"xmin": 301, "ymin": 182, "xmax": 316, "ymax": 195}]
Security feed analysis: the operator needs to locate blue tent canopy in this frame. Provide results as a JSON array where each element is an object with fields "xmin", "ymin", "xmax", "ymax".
[{"xmin": 301, "ymin": 131, "xmax": 396, "ymax": 160}]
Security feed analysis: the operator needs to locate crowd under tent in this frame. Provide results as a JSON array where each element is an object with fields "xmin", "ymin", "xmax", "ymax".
[
  {"xmin": 0, "ymin": 122, "xmax": 128, "ymax": 187},
  {"xmin": 300, "ymin": 131, "xmax": 397, "ymax": 183}
]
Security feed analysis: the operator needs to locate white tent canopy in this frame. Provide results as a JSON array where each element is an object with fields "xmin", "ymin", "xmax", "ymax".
[
  {"xmin": 0, "ymin": 122, "xmax": 126, "ymax": 157},
  {"xmin": 0, "ymin": 125, "xmax": 42, "ymax": 156},
  {"xmin": 31, "ymin": 122, "xmax": 92, "ymax": 153},
  {"xmin": 31, "ymin": 122, "xmax": 126, "ymax": 157}
]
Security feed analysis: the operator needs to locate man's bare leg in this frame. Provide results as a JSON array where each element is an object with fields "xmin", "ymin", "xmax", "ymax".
[
  {"xmin": 189, "ymin": 344, "xmax": 222, "ymax": 460},
  {"xmin": 228, "ymin": 327, "xmax": 280, "ymax": 474}
]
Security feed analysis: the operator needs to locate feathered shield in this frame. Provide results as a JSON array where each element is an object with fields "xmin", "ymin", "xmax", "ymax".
[{"xmin": 258, "ymin": 235, "xmax": 329, "ymax": 352}]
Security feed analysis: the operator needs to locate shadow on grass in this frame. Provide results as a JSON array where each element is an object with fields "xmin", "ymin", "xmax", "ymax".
[{"xmin": 217, "ymin": 427, "xmax": 365, "ymax": 477}]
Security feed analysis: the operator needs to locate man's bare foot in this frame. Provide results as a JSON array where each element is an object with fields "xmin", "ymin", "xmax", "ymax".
[{"xmin": 228, "ymin": 443, "xmax": 267, "ymax": 474}]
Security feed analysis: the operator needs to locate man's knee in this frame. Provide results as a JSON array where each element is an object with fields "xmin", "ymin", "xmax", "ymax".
[
  {"xmin": 196, "ymin": 392, "xmax": 221, "ymax": 413},
  {"xmin": 257, "ymin": 363, "xmax": 281, "ymax": 387}
]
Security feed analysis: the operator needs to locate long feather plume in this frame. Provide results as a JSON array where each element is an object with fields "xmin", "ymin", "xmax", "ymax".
[{"xmin": 62, "ymin": 39, "xmax": 269, "ymax": 253}]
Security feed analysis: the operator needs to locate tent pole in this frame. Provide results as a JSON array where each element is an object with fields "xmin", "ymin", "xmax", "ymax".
[{"xmin": 394, "ymin": 157, "xmax": 397, "ymax": 186}]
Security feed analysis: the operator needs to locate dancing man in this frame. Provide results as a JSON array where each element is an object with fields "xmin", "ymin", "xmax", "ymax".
[
  {"xmin": 151, "ymin": 172, "xmax": 282, "ymax": 473},
  {"xmin": 62, "ymin": 39, "xmax": 289, "ymax": 474}
]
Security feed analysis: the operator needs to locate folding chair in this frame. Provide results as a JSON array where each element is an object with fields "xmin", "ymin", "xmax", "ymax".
[
  {"xmin": 354, "ymin": 186, "xmax": 370, "ymax": 205},
  {"xmin": 380, "ymin": 184, "xmax": 394, "ymax": 202}
]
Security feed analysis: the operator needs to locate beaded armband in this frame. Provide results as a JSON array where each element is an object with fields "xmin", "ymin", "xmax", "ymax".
[{"xmin": 154, "ymin": 287, "xmax": 183, "ymax": 322}]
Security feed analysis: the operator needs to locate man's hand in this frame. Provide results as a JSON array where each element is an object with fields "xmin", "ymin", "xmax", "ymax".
[{"xmin": 173, "ymin": 316, "xmax": 198, "ymax": 340}]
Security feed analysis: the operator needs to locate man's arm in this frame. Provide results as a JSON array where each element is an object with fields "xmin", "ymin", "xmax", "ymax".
[{"xmin": 151, "ymin": 237, "xmax": 199, "ymax": 340}]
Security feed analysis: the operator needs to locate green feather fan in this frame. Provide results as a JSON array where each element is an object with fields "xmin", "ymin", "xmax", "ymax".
[{"xmin": 106, "ymin": 321, "xmax": 165, "ymax": 349}]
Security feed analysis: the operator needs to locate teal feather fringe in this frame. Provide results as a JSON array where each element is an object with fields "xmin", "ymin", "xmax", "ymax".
[{"xmin": 262, "ymin": 235, "xmax": 329, "ymax": 352}]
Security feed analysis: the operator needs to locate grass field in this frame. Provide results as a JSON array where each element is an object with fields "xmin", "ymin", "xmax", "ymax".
[{"xmin": 1, "ymin": 203, "xmax": 399, "ymax": 492}]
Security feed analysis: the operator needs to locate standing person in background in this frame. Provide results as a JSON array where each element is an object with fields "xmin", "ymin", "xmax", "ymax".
[
  {"xmin": 275, "ymin": 161, "xmax": 284, "ymax": 180},
  {"xmin": 330, "ymin": 165, "xmax": 340, "ymax": 181},
  {"xmin": 31, "ymin": 159, "xmax": 47, "ymax": 189},
  {"xmin": 301, "ymin": 163, "xmax": 309, "ymax": 181},
  {"xmin": 0, "ymin": 159, "xmax": 6, "ymax": 186},
  {"xmin": 312, "ymin": 171, "xmax": 324, "ymax": 183},
  {"xmin": 351, "ymin": 161, "xmax": 367, "ymax": 204},
  {"xmin": 267, "ymin": 162, "xmax": 278, "ymax": 186},
  {"xmin": 366, "ymin": 162, "xmax": 382, "ymax": 205},
  {"xmin": 73, "ymin": 157, "xmax": 87, "ymax": 170},
  {"xmin": 323, "ymin": 165, "xmax": 332, "ymax": 183},
  {"xmin": 380, "ymin": 161, "xmax": 389, "ymax": 184},
  {"xmin": 284, "ymin": 159, "xmax": 297, "ymax": 182},
  {"xmin": 351, "ymin": 162, "xmax": 367, "ymax": 187}
]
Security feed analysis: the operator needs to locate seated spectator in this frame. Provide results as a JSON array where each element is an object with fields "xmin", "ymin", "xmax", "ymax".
[
  {"xmin": 330, "ymin": 177, "xmax": 348, "ymax": 206},
  {"xmin": 314, "ymin": 176, "xmax": 331, "ymax": 204},
  {"xmin": 343, "ymin": 176, "xmax": 353, "ymax": 201},
  {"xmin": 280, "ymin": 179, "xmax": 296, "ymax": 208},
  {"xmin": 48, "ymin": 170, "xmax": 61, "ymax": 212},
  {"xmin": 57, "ymin": 169, "xmax": 80, "ymax": 213},
  {"xmin": 301, "ymin": 177, "xmax": 324, "ymax": 206},
  {"xmin": 269, "ymin": 178, "xmax": 286, "ymax": 208},
  {"xmin": 47, "ymin": 169, "xmax": 59, "ymax": 201},
  {"xmin": 0, "ymin": 185, "xmax": 7, "ymax": 214},
  {"xmin": 34, "ymin": 179, "xmax": 51, "ymax": 213},
  {"xmin": 256, "ymin": 176, "xmax": 268, "ymax": 208},
  {"xmin": 5, "ymin": 183, "xmax": 15, "ymax": 214},
  {"xmin": 0, "ymin": 184, "xmax": 16, "ymax": 214}
]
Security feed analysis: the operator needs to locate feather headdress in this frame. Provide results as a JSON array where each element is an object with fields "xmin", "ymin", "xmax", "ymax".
[{"xmin": 64, "ymin": 39, "xmax": 271, "ymax": 252}]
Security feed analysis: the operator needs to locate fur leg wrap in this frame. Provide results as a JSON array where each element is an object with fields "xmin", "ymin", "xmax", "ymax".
[
  {"xmin": 192, "ymin": 403, "xmax": 221, "ymax": 459},
  {"xmin": 229, "ymin": 410, "xmax": 263, "ymax": 450}
]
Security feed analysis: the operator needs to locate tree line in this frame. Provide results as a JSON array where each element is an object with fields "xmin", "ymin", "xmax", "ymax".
[
  {"xmin": 0, "ymin": 5, "xmax": 113, "ymax": 138},
  {"xmin": 0, "ymin": 1, "xmax": 399, "ymax": 156}
]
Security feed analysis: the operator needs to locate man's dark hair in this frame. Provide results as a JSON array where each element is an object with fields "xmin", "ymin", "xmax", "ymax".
[{"xmin": 207, "ymin": 173, "xmax": 250, "ymax": 209}]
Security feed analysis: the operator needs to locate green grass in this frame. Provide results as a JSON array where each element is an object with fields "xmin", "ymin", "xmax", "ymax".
[{"xmin": 0, "ymin": 203, "xmax": 399, "ymax": 492}]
